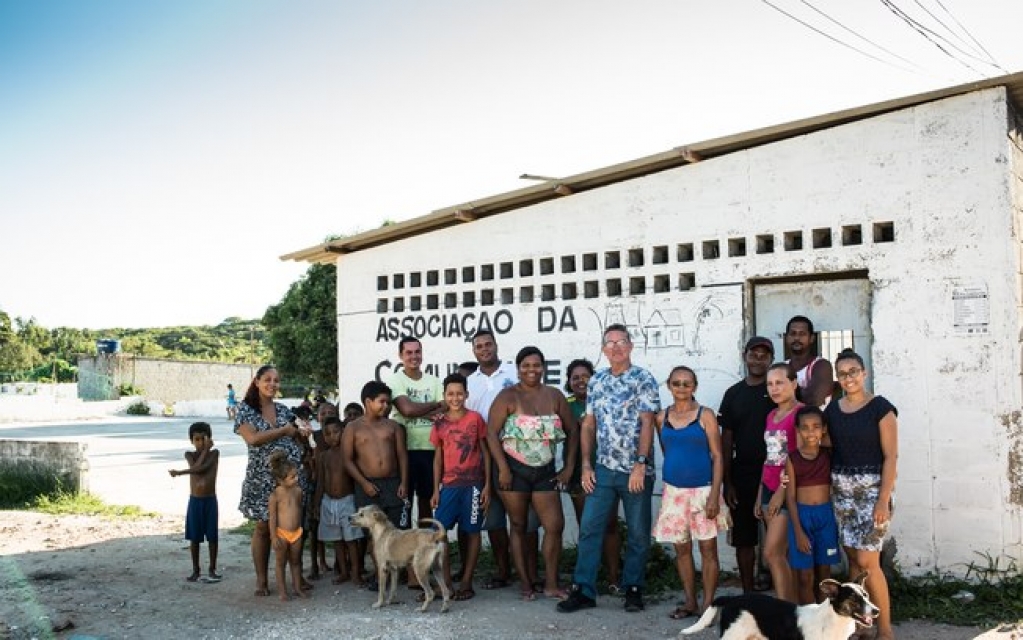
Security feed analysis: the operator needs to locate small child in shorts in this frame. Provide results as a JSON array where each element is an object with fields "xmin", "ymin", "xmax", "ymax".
[
  {"xmin": 314, "ymin": 416, "xmax": 365, "ymax": 586},
  {"xmin": 169, "ymin": 421, "xmax": 220, "ymax": 583},
  {"xmin": 784, "ymin": 406, "xmax": 841, "ymax": 605},
  {"xmin": 268, "ymin": 450, "xmax": 308, "ymax": 601},
  {"xmin": 429, "ymin": 373, "xmax": 491, "ymax": 600}
]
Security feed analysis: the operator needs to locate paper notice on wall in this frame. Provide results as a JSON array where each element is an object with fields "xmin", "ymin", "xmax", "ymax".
[{"xmin": 952, "ymin": 282, "xmax": 990, "ymax": 335}]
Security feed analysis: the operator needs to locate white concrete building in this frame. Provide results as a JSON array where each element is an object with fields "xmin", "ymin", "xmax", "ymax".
[{"xmin": 286, "ymin": 72, "xmax": 1023, "ymax": 575}]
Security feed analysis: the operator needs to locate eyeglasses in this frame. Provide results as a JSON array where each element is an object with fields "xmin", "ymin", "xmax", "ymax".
[
  {"xmin": 603, "ymin": 338, "xmax": 630, "ymax": 348},
  {"xmin": 836, "ymin": 368, "xmax": 863, "ymax": 380},
  {"xmin": 669, "ymin": 380, "xmax": 695, "ymax": 388}
]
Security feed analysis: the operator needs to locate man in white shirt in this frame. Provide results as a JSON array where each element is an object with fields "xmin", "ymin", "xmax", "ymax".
[{"xmin": 466, "ymin": 329, "xmax": 539, "ymax": 590}]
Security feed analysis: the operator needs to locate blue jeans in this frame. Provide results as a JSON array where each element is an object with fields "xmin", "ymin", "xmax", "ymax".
[{"xmin": 572, "ymin": 464, "xmax": 652, "ymax": 599}]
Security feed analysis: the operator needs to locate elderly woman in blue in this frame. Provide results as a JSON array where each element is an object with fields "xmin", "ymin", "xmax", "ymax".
[{"xmin": 234, "ymin": 365, "xmax": 313, "ymax": 597}]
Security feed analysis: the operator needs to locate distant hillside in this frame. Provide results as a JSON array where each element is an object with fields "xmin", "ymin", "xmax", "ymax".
[{"xmin": 0, "ymin": 313, "xmax": 271, "ymax": 382}]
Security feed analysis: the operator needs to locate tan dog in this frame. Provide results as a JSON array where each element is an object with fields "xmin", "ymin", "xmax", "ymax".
[{"xmin": 350, "ymin": 504, "xmax": 451, "ymax": 613}]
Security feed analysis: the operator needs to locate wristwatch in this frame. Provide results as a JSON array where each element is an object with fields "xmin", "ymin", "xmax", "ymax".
[{"xmin": 635, "ymin": 455, "xmax": 649, "ymax": 466}]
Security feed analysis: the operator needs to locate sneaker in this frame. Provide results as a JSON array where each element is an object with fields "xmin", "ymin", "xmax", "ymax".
[
  {"xmin": 556, "ymin": 585, "xmax": 596, "ymax": 613},
  {"xmin": 624, "ymin": 586, "xmax": 644, "ymax": 612}
]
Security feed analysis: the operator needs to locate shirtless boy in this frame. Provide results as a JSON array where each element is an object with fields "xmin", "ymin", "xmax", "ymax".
[
  {"xmin": 343, "ymin": 381, "xmax": 410, "ymax": 530},
  {"xmin": 169, "ymin": 421, "xmax": 221, "ymax": 582},
  {"xmin": 314, "ymin": 416, "xmax": 365, "ymax": 586},
  {"xmin": 268, "ymin": 450, "xmax": 309, "ymax": 601}
]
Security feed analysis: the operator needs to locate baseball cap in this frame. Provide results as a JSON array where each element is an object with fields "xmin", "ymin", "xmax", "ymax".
[{"xmin": 744, "ymin": 336, "xmax": 775, "ymax": 354}]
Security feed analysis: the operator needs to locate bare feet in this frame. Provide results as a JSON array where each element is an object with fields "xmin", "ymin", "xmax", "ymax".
[
  {"xmin": 279, "ymin": 591, "xmax": 290, "ymax": 602},
  {"xmin": 295, "ymin": 588, "xmax": 310, "ymax": 599},
  {"xmin": 254, "ymin": 587, "xmax": 270, "ymax": 597},
  {"xmin": 332, "ymin": 574, "xmax": 350, "ymax": 585}
]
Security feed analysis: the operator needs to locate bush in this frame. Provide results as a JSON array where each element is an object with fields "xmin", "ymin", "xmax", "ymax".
[
  {"xmin": 126, "ymin": 400, "xmax": 150, "ymax": 415},
  {"xmin": 117, "ymin": 383, "xmax": 144, "ymax": 396},
  {"xmin": 0, "ymin": 460, "xmax": 67, "ymax": 508}
]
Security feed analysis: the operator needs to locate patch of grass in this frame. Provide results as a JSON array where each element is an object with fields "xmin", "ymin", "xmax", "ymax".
[
  {"xmin": 230, "ymin": 520, "xmax": 257, "ymax": 536},
  {"xmin": 891, "ymin": 554, "xmax": 1023, "ymax": 627},
  {"xmin": 0, "ymin": 459, "xmax": 68, "ymax": 508},
  {"xmin": 30, "ymin": 491, "xmax": 153, "ymax": 517}
]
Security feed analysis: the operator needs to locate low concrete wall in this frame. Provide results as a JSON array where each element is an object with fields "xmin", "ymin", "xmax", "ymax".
[{"xmin": 0, "ymin": 439, "xmax": 90, "ymax": 493}]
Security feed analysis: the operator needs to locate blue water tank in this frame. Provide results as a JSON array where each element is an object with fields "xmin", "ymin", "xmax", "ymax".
[{"xmin": 96, "ymin": 339, "xmax": 121, "ymax": 354}]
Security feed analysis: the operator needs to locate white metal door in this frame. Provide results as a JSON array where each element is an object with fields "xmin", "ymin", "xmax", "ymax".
[{"xmin": 752, "ymin": 277, "xmax": 873, "ymax": 390}]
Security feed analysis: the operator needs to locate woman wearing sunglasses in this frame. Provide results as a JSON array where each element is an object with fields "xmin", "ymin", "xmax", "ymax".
[
  {"xmin": 825, "ymin": 349, "xmax": 898, "ymax": 640},
  {"xmin": 652, "ymin": 365, "xmax": 730, "ymax": 619}
]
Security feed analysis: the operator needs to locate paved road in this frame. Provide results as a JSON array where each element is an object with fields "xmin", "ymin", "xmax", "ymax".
[{"xmin": 0, "ymin": 416, "xmax": 248, "ymax": 523}]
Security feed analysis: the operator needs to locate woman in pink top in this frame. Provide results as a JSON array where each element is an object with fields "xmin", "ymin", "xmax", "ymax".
[{"xmin": 754, "ymin": 362, "xmax": 802, "ymax": 602}]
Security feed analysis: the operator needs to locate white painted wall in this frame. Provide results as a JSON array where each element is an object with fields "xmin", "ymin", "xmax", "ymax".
[{"xmin": 333, "ymin": 87, "xmax": 1022, "ymax": 575}]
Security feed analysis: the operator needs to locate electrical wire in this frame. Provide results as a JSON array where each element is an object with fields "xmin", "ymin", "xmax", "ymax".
[
  {"xmin": 798, "ymin": 0, "xmax": 923, "ymax": 70},
  {"xmin": 760, "ymin": 0, "xmax": 918, "ymax": 73},
  {"xmin": 879, "ymin": 0, "xmax": 985, "ymax": 77},
  {"xmin": 931, "ymin": 0, "xmax": 1005, "ymax": 71}
]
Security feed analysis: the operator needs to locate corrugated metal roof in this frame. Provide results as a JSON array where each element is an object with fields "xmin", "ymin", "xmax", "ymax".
[{"xmin": 282, "ymin": 71, "xmax": 1023, "ymax": 264}]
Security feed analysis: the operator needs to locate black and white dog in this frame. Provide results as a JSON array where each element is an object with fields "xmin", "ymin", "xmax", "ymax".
[{"xmin": 679, "ymin": 575, "xmax": 879, "ymax": 639}]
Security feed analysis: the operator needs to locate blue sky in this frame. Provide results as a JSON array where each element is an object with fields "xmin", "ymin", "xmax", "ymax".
[{"xmin": 2, "ymin": 1, "xmax": 1021, "ymax": 329}]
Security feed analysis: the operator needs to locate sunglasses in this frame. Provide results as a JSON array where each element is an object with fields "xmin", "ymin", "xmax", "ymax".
[{"xmin": 669, "ymin": 380, "xmax": 695, "ymax": 388}]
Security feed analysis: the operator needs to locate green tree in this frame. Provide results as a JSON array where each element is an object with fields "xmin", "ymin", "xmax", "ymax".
[{"xmin": 263, "ymin": 262, "xmax": 337, "ymax": 388}]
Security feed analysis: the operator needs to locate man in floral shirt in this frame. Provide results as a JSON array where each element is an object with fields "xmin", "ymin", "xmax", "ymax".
[{"xmin": 558, "ymin": 323, "xmax": 660, "ymax": 614}]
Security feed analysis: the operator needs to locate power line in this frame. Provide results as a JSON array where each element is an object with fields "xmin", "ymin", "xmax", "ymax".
[
  {"xmin": 910, "ymin": 0, "xmax": 986, "ymax": 60},
  {"xmin": 879, "ymin": 0, "xmax": 985, "ymax": 77},
  {"xmin": 931, "ymin": 0, "xmax": 1004, "ymax": 71},
  {"xmin": 797, "ymin": 0, "xmax": 923, "ymax": 70},
  {"xmin": 759, "ymin": 0, "xmax": 918, "ymax": 73}
]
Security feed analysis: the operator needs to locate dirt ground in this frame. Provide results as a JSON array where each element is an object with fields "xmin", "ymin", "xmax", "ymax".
[{"xmin": 1, "ymin": 511, "xmax": 1012, "ymax": 640}]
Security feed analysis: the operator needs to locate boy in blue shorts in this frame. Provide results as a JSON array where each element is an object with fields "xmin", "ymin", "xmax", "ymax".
[
  {"xmin": 169, "ymin": 421, "xmax": 221, "ymax": 582},
  {"xmin": 784, "ymin": 406, "xmax": 840, "ymax": 604},
  {"xmin": 430, "ymin": 373, "xmax": 491, "ymax": 601}
]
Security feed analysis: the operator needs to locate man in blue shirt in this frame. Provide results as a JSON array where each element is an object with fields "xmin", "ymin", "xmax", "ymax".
[{"xmin": 558, "ymin": 323, "xmax": 660, "ymax": 614}]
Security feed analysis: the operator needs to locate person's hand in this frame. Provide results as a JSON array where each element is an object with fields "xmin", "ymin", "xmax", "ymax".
[
  {"xmin": 705, "ymin": 495, "xmax": 719, "ymax": 520},
  {"xmin": 273, "ymin": 537, "xmax": 286, "ymax": 552},
  {"xmin": 873, "ymin": 499, "xmax": 891, "ymax": 528},
  {"xmin": 754, "ymin": 502, "xmax": 764, "ymax": 520},
  {"xmin": 362, "ymin": 481, "xmax": 380, "ymax": 498},
  {"xmin": 555, "ymin": 467, "xmax": 572, "ymax": 489},
  {"xmin": 766, "ymin": 494, "xmax": 783, "ymax": 519},
  {"xmin": 581, "ymin": 466, "xmax": 596, "ymax": 494},
  {"xmin": 724, "ymin": 482, "xmax": 738, "ymax": 510},
  {"xmin": 430, "ymin": 492, "xmax": 439, "ymax": 510},
  {"xmin": 796, "ymin": 531, "xmax": 812, "ymax": 554},
  {"xmin": 168, "ymin": 469, "xmax": 178, "ymax": 477},
  {"xmin": 628, "ymin": 465, "xmax": 646, "ymax": 493},
  {"xmin": 397, "ymin": 484, "xmax": 408, "ymax": 499},
  {"xmin": 498, "ymin": 467, "xmax": 512, "ymax": 491},
  {"xmin": 779, "ymin": 470, "xmax": 790, "ymax": 489},
  {"xmin": 480, "ymin": 486, "xmax": 491, "ymax": 510}
]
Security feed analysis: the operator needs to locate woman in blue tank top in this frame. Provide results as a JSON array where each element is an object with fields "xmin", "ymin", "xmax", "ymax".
[{"xmin": 652, "ymin": 366, "xmax": 730, "ymax": 619}]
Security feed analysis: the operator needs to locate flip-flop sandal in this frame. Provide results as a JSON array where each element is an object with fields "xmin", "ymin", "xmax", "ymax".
[
  {"xmin": 452, "ymin": 588, "xmax": 475, "ymax": 601},
  {"xmin": 669, "ymin": 606, "xmax": 696, "ymax": 620},
  {"xmin": 482, "ymin": 576, "xmax": 510, "ymax": 590},
  {"xmin": 520, "ymin": 589, "xmax": 538, "ymax": 602},
  {"xmin": 531, "ymin": 580, "xmax": 545, "ymax": 594},
  {"xmin": 543, "ymin": 588, "xmax": 569, "ymax": 600}
]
